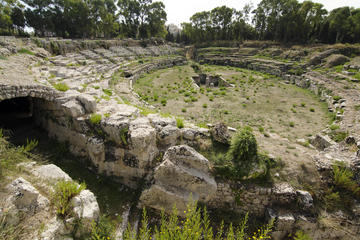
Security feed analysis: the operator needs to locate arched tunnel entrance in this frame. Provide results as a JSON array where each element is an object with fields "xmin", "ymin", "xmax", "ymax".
[{"xmin": 0, "ymin": 96, "xmax": 137, "ymax": 219}]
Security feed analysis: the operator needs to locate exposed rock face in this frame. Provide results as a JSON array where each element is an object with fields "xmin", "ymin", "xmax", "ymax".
[
  {"xmin": 7, "ymin": 177, "xmax": 49, "ymax": 215},
  {"xmin": 211, "ymin": 122, "xmax": 231, "ymax": 145},
  {"xmin": 140, "ymin": 145, "xmax": 217, "ymax": 215},
  {"xmin": 31, "ymin": 164, "xmax": 72, "ymax": 181},
  {"xmin": 325, "ymin": 54, "xmax": 349, "ymax": 68},
  {"xmin": 71, "ymin": 190, "xmax": 100, "ymax": 233},
  {"xmin": 311, "ymin": 134, "xmax": 335, "ymax": 150}
]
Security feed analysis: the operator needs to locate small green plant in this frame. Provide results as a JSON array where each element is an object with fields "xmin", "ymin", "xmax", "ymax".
[
  {"xmin": 301, "ymin": 102, "xmax": 306, "ymax": 107},
  {"xmin": 289, "ymin": 122, "xmax": 295, "ymax": 127},
  {"xmin": 90, "ymin": 216, "xmax": 117, "ymax": 240},
  {"xmin": 120, "ymin": 127, "xmax": 128, "ymax": 145},
  {"xmin": 333, "ymin": 96, "xmax": 342, "ymax": 101},
  {"xmin": 202, "ymin": 104, "xmax": 208, "ymax": 108},
  {"xmin": 53, "ymin": 180, "xmax": 86, "ymax": 218},
  {"xmin": 18, "ymin": 48, "xmax": 35, "ymax": 55},
  {"xmin": 176, "ymin": 118, "xmax": 184, "ymax": 129},
  {"xmin": 182, "ymin": 108, "xmax": 187, "ymax": 113},
  {"xmin": 329, "ymin": 131, "xmax": 348, "ymax": 142},
  {"xmin": 123, "ymin": 201, "xmax": 273, "ymax": 240},
  {"xmin": 309, "ymin": 108, "xmax": 315, "ymax": 112},
  {"xmin": 293, "ymin": 230, "xmax": 313, "ymax": 240},
  {"xmin": 22, "ymin": 138, "xmax": 38, "ymax": 152},
  {"xmin": 330, "ymin": 124, "xmax": 340, "ymax": 131},
  {"xmin": 102, "ymin": 89, "xmax": 113, "ymax": 96},
  {"xmin": 90, "ymin": 114, "xmax": 102, "ymax": 125},
  {"xmin": 161, "ymin": 99, "xmax": 167, "ymax": 106},
  {"xmin": 53, "ymin": 83, "xmax": 70, "ymax": 92}
]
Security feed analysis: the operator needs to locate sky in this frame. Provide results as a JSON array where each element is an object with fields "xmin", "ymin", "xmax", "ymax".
[{"xmin": 159, "ymin": 0, "xmax": 360, "ymax": 26}]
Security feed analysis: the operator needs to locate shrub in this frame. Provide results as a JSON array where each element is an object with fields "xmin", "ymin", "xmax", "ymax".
[
  {"xmin": 90, "ymin": 216, "xmax": 117, "ymax": 240},
  {"xmin": 90, "ymin": 114, "xmax": 102, "ymax": 125},
  {"xmin": 53, "ymin": 181, "xmax": 86, "ymax": 218},
  {"xmin": 102, "ymin": 89, "xmax": 113, "ymax": 96},
  {"xmin": 161, "ymin": 99, "xmax": 167, "ymax": 106},
  {"xmin": 18, "ymin": 48, "xmax": 34, "ymax": 55},
  {"xmin": 293, "ymin": 230, "xmax": 313, "ymax": 240},
  {"xmin": 226, "ymin": 127, "xmax": 258, "ymax": 177},
  {"xmin": 333, "ymin": 96, "xmax": 342, "ymax": 101},
  {"xmin": 176, "ymin": 118, "xmax": 184, "ymax": 129},
  {"xmin": 330, "ymin": 124, "xmax": 340, "ymax": 131},
  {"xmin": 309, "ymin": 108, "xmax": 315, "ymax": 112},
  {"xmin": 122, "ymin": 201, "xmax": 274, "ymax": 240},
  {"xmin": 53, "ymin": 83, "xmax": 70, "ymax": 92},
  {"xmin": 181, "ymin": 108, "xmax": 187, "ymax": 113},
  {"xmin": 202, "ymin": 104, "xmax": 207, "ymax": 108},
  {"xmin": 289, "ymin": 122, "xmax": 295, "ymax": 127},
  {"xmin": 22, "ymin": 138, "xmax": 38, "ymax": 152},
  {"xmin": 333, "ymin": 164, "xmax": 360, "ymax": 196},
  {"xmin": 329, "ymin": 131, "xmax": 348, "ymax": 142}
]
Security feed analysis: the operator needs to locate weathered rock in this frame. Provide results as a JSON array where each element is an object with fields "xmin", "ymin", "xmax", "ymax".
[
  {"xmin": 157, "ymin": 125, "xmax": 180, "ymax": 148},
  {"xmin": 128, "ymin": 117, "xmax": 158, "ymax": 168},
  {"xmin": 272, "ymin": 182, "xmax": 296, "ymax": 204},
  {"xmin": 325, "ymin": 54, "xmax": 349, "ymax": 68},
  {"xmin": 308, "ymin": 49, "xmax": 339, "ymax": 66},
  {"xmin": 140, "ymin": 145, "xmax": 217, "ymax": 215},
  {"xmin": 311, "ymin": 134, "xmax": 335, "ymax": 150},
  {"xmin": 7, "ymin": 177, "xmax": 49, "ymax": 214},
  {"xmin": 76, "ymin": 94, "xmax": 96, "ymax": 113},
  {"xmin": 296, "ymin": 190, "xmax": 313, "ymax": 209},
  {"xmin": 211, "ymin": 122, "xmax": 231, "ymax": 145},
  {"xmin": 71, "ymin": 190, "xmax": 100, "ymax": 233},
  {"xmin": 61, "ymin": 100, "xmax": 85, "ymax": 118},
  {"xmin": 31, "ymin": 164, "xmax": 72, "ymax": 182},
  {"xmin": 40, "ymin": 216, "xmax": 73, "ymax": 240}
]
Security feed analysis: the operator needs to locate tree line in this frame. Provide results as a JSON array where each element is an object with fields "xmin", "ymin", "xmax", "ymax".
[
  {"xmin": 174, "ymin": 0, "xmax": 360, "ymax": 44},
  {"xmin": 1, "ymin": 0, "xmax": 360, "ymax": 44},
  {"xmin": 0, "ymin": 0, "xmax": 167, "ymax": 39}
]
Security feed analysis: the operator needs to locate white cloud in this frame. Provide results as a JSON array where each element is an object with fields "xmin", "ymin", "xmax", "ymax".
[{"xmin": 159, "ymin": 0, "xmax": 360, "ymax": 26}]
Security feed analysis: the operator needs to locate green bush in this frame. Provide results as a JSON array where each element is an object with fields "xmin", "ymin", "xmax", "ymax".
[
  {"xmin": 176, "ymin": 118, "xmax": 184, "ymax": 129},
  {"xmin": 330, "ymin": 124, "xmax": 340, "ymax": 131},
  {"xmin": 333, "ymin": 164, "xmax": 360, "ymax": 196},
  {"xmin": 293, "ymin": 230, "xmax": 313, "ymax": 240},
  {"xmin": 329, "ymin": 131, "xmax": 348, "ymax": 143},
  {"xmin": 18, "ymin": 48, "xmax": 34, "ymax": 55},
  {"xmin": 90, "ymin": 114, "xmax": 102, "ymax": 125},
  {"xmin": 90, "ymin": 216, "xmax": 117, "ymax": 240},
  {"xmin": 22, "ymin": 138, "xmax": 38, "ymax": 152},
  {"xmin": 333, "ymin": 96, "xmax": 342, "ymax": 101},
  {"xmin": 53, "ymin": 83, "xmax": 70, "ymax": 92},
  {"xmin": 122, "ymin": 201, "xmax": 273, "ymax": 240},
  {"xmin": 161, "ymin": 99, "xmax": 167, "ymax": 106},
  {"xmin": 102, "ymin": 89, "xmax": 113, "ymax": 96},
  {"xmin": 226, "ymin": 127, "xmax": 258, "ymax": 177},
  {"xmin": 53, "ymin": 181, "xmax": 86, "ymax": 218}
]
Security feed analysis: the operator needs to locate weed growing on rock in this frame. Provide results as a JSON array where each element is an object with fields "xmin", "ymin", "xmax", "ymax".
[
  {"xmin": 90, "ymin": 114, "xmax": 102, "ymax": 125},
  {"xmin": 53, "ymin": 83, "xmax": 69, "ymax": 92},
  {"xmin": 53, "ymin": 180, "xmax": 86, "ymax": 218},
  {"xmin": 176, "ymin": 118, "xmax": 184, "ymax": 129},
  {"xmin": 18, "ymin": 48, "xmax": 35, "ymax": 55},
  {"xmin": 122, "ymin": 202, "xmax": 273, "ymax": 240}
]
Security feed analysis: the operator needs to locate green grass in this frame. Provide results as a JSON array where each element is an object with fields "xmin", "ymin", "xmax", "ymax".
[
  {"xmin": 53, "ymin": 180, "xmax": 86, "ymax": 218},
  {"xmin": 18, "ymin": 48, "xmax": 35, "ymax": 55},
  {"xmin": 90, "ymin": 114, "xmax": 102, "ymax": 125},
  {"xmin": 121, "ymin": 202, "xmax": 274, "ymax": 240},
  {"xmin": 102, "ymin": 89, "xmax": 113, "ymax": 96},
  {"xmin": 176, "ymin": 118, "xmax": 184, "ymax": 129},
  {"xmin": 133, "ymin": 64, "xmax": 330, "ymax": 141},
  {"xmin": 53, "ymin": 83, "xmax": 70, "ymax": 92}
]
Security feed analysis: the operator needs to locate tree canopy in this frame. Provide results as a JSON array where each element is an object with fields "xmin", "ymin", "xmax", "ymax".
[{"xmin": 1, "ymin": 0, "xmax": 360, "ymax": 44}]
